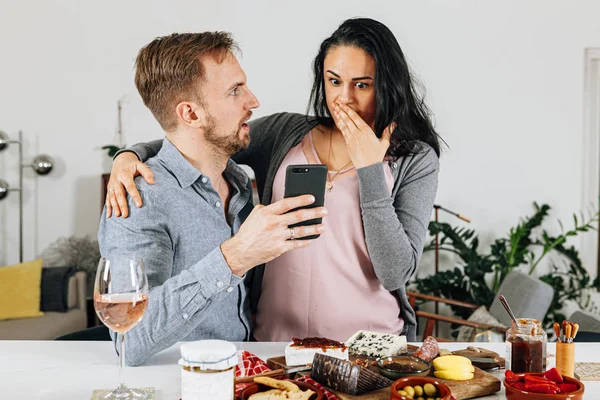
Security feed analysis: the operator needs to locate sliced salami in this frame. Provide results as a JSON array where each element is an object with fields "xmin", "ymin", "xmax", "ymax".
[{"xmin": 413, "ymin": 336, "xmax": 440, "ymax": 362}]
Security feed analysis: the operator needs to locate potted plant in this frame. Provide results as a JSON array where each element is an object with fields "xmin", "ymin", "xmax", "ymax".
[{"xmin": 412, "ymin": 203, "xmax": 600, "ymax": 332}]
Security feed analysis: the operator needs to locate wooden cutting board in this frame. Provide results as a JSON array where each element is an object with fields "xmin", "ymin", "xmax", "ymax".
[
  {"xmin": 328, "ymin": 367, "xmax": 500, "ymax": 400},
  {"xmin": 451, "ymin": 347, "xmax": 505, "ymax": 370},
  {"xmin": 451, "ymin": 347, "xmax": 500, "ymax": 359},
  {"xmin": 266, "ymin": 352, "xmax": 500, "ymax": 400}
]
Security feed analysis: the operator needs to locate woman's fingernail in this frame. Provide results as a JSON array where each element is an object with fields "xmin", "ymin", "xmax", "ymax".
[{"xmin": 322, "ymin": 208, "xmax": 328, "ymax": 215}]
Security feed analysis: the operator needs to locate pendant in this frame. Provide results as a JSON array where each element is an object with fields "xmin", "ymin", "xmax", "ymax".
[{"xmin": 326, "ymin": 181, "xmax": 333, "ymax": 192}]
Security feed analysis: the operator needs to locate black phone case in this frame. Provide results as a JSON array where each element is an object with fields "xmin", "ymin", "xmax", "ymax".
[{"xmin": 283, "ymin": 164, "xmax": 328, "ymax": 240}]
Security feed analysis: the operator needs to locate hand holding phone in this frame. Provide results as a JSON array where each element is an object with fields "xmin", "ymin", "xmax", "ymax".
[{"xmin": 284, "ymin": 164, "xmax": 327, "ymax": 240}]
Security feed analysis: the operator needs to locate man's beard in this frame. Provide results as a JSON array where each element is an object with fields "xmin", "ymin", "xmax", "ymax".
[{"xmin": 204, "ymin": 112, "xmax": 250, "ymax": 157}]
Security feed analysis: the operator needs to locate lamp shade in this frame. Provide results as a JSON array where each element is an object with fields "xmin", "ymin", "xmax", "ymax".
[
  {"xmin": 0, "ymin": 131, "xmax": 8, "ymax": 152},
  {"xmin": 31, "ymin": 154, "xmax": 53, "ymax": 175},
  {"xmin": 0, "ymin": 179, "xmax": 8, "ymax": 200}
]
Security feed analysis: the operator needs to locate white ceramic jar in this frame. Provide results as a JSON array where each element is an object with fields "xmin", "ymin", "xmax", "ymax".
[{"xmin": 179, "ymin": 340, "xmax": 238, "ymax": 400}]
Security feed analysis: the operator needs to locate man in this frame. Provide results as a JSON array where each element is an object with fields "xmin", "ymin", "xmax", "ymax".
[{"xmin": 98, "ymin": 32, "xmax": 326, "ymax": 366}]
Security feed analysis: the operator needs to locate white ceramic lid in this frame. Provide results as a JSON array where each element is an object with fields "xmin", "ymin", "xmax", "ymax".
[{"xmin": 178, "ymin": 340, "xmax": 238, "ymax": 370}]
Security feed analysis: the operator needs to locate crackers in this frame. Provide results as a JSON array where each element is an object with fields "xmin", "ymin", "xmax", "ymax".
[{"xmin": 249, "ymin": 377, "xmax": 315, "ymax": 400}]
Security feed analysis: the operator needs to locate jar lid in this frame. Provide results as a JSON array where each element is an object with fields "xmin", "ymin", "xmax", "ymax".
[{"xmin": 178, "ymin": 340, "xmax": 238, "ymax": 370}]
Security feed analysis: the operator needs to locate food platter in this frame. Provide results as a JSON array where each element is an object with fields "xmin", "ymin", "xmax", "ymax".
[{"xmin": 256, "ymin": 333, "xmax": 502, "ymax": 400}]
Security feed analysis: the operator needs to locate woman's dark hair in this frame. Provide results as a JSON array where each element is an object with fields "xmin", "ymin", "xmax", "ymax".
[{"xmin": 308, "ymin": 18, "xmax": 442, "ymax": 158}]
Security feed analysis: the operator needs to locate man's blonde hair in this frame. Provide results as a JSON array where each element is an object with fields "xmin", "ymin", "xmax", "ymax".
[{"xmin": 135, "ymin": 32, "xmax": 238, "ymax": 131}]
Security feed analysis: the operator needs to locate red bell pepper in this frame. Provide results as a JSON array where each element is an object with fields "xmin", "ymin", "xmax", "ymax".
[
  {"xmin": 558, "ymin": 383, "xmax": 578, "ymax": 393},
  {"xmin": 524, "ymin": 374, "xmax": 552, "ymax": 384},
  {"xmin": 505, "ymin": 369, "xmax": 570, "ymax": 395},
  {"xmin": 505, "ymin": 370, "xmax": 519, "ymax": 385},
  {"xmin": 544, "ymin": 367, "xmax": 564, "ymax": 384},
  {"xmin": 523, "ymin": 382, "xmax": 560, "ymax": 394}
]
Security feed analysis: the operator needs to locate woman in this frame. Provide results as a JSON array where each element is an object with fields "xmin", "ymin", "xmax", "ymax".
[{"xmin": 106, "ymin": 18, "xmax": 441, "ymax": 342}]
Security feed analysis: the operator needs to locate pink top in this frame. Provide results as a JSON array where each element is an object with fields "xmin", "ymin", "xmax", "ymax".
[{"xmin": 253, "ymin": 132, "xmax": 404, "ymax": 342}]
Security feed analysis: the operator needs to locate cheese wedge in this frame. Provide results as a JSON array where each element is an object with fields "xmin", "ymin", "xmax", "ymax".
[
  {"xmin": 345, "ymin": 330, "xmax": 407, "ymax": 358},
  {"xmin": 284, "ymin": 341, "xmax": 349, "ymax": 367}
]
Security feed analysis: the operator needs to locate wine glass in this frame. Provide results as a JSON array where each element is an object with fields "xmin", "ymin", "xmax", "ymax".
[{"xmin": 94, "ymin": 257, "xmax": 149, "ymax": 399}]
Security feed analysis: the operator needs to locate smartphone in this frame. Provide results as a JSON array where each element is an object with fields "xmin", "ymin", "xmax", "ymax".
[{"xmin": 284, "ymin": 164, "xmax": 328, "ymax": 240}]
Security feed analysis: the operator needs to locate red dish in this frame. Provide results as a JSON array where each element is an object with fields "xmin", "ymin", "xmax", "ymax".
[
  {"xmin": 504, "ymin": 372, "xmax": 584, "ymax": 400},
  {"xmin": 390, "ymin": 376, "xmax": 452, "ymax": 400}
]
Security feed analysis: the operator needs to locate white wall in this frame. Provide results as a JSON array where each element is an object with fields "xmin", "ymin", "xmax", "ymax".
[{"xmin": 1, "ymin": 0, "xmax": 599, "ymax": 281}]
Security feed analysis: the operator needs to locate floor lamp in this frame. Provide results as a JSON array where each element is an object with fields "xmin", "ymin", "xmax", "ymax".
[
  {"xmin": 0, "ymin": 130, "xmax": 54, "ymax": 263},
  {"xmin": 432, "ymin": 204, "xmax": 471, "ymax": 336}
]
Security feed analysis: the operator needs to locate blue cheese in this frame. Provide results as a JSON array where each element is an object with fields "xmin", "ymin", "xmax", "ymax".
[{"xmin": 345, "ymin": 330, "xmax": 407, "ymax": 358}]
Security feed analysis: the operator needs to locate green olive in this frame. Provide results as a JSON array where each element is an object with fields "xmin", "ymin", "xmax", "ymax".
[
  {"xmin": 413, "ymin": 385, "xmax": 424, "ymax": 397},
  {"xmin": 427, "ymin": 398, "xmax": 435, "ymax": 400},
  {"xmin": 403, "ymin": 386, "xmax": 415, "ymax": 398},
  {"xmin": 423, "ymin": 383, "xmax": 437, "ymax": 397},
  {"xmin": 398, "ymin": 390, "xmax": 408, "ymax": 397},
  {"xmin": 415, "ymin": 397, "xmax": 425, "ymax": 400}
]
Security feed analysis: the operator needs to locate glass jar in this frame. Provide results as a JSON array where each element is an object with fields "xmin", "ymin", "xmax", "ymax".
[
  {"xmin": 505, "ymin": 318, "xmax": 547, "ymax": 373},
  {"xmin": 179, "ymin": 340, "xmax": 238, "ymax": 400}
]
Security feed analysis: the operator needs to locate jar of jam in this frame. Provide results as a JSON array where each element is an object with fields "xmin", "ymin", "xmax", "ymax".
[
  {"xmin": 505, "ymin": 318, "xmax": 547, "ymax": 373},
  {"xmin": 179, "ymin": 340, "xmax": 238, "ymax": 400}
]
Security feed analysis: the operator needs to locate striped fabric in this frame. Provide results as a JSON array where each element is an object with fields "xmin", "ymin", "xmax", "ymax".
[{"xmin": 233, "ymin": 351, "xmax": 340, "ymax": 400}]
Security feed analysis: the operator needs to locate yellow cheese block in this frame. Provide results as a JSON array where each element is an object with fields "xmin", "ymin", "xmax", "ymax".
[
  {"xmin": 433, "ymin": 370, "xmax": 475, "ymax": 381},
  {"xmin": 432, "ymin": 355, "xmax": 472, "ymax": 370}
]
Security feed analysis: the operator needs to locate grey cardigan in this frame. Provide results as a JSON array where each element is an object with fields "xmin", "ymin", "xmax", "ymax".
[{"xmin": 127, "ymin": 112, "xmax": 439, "ymax": 341}]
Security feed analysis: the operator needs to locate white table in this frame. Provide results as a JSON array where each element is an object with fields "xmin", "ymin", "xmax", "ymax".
[{"xmin": 0, "ymin": 341, "xmax": 598, "ymax": 399}]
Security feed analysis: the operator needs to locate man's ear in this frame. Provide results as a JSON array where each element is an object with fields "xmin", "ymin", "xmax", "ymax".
[{"xmin": 175, "ymin": 101, "xmax": 207, "ymax": 128}]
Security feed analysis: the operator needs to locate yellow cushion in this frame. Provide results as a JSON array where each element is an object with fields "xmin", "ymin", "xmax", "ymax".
[{"xmin": 0, "ymin": 259, "xmax": 44, "ymax": 321}]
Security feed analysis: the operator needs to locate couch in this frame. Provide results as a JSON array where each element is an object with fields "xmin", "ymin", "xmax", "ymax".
[{"xmin": 0, "ymin": 271, "xmax": 87, "ymax": 340}]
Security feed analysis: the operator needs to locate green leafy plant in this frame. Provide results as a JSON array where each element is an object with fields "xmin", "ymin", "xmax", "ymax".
[{"xmin": 413, "ymin": 202, "xmax": 600, "ymax": 330}]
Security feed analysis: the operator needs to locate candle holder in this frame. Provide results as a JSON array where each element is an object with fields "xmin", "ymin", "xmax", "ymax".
[
  {"xmin": 0, "ymin": 130, "xmax": 54, "ymax": 262},
  {"xmin": 556, "ymin": 341, "xmax": 575, "ymax": 378}
]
